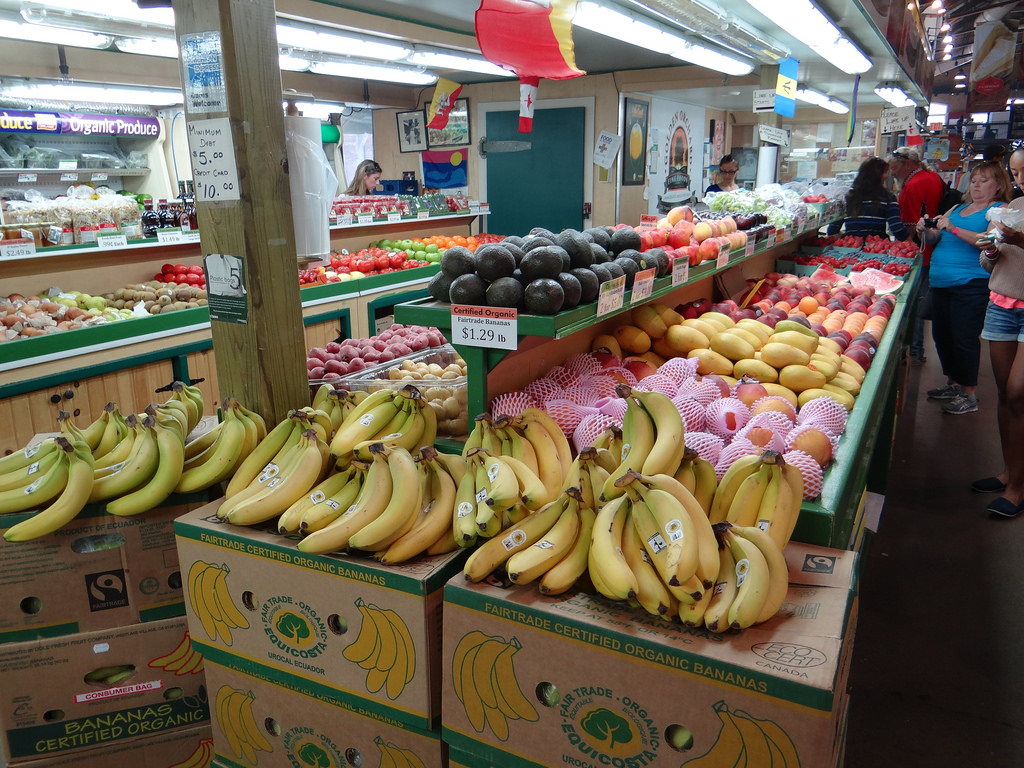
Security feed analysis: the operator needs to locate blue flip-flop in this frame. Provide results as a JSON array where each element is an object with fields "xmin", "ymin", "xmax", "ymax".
[
  {"xmin": 972, "ymin": 476, "xmax": 1007, "ymax": 493},
  {"xmin": 987, "ymin": 497, "xmax": 1024, "ymax": 518}
]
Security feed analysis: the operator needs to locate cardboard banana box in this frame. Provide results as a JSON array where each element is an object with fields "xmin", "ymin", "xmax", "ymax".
[
  {"xmin": 174, "ymin": 501, "xmax": 467, "ymax": 731},
  {"xmin": 441, "ymin": 541, "xmax": 858, "ymax": 768},
  {"xmin": 6, "ymin": 725, "xmax": 213, "ymax": 768}
]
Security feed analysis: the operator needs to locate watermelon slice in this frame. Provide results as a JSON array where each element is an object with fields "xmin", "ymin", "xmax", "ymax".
[
  {"xmin": 848, "ymin": 267, "xmax": 903, "ymax": 294},
  {"xmin": 808, "ymin": 266, "xmax": 845, "ymax": 286}
]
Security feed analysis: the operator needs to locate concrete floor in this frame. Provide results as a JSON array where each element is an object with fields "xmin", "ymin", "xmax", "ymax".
[{"xmin": 844, "ymin": 332, "xmax": 1024, "ymax": 766}]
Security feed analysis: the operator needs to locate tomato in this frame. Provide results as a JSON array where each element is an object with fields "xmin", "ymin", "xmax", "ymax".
[
  {"xmin": 161, "ymin": 263, "xmax": 175, "ymax": 275},
  {"xmin": 174, "ymin": 272, "xmax": 189, "ymax": 284},
  {"xmin": 153, "ymin": 273, "xmax": 166, "ymax": 282},
  {"xmin": 375, "ymin": 254, "xmax": 390, "ymax": 270},
  {"xmin": 356, "ymin": 258, "xmax": 376, "ymax": 273},
  {"xmin": 389, "ymin": 252, "xmax": 408, "ymax": 269},
  {"xmin": 188, "ymin": 264, "xmax": 204, "ymax": 276}
]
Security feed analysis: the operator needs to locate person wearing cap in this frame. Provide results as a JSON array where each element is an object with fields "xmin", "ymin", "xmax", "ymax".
[
  {"xmin": 890, "ymin": 147, "xmax": 946, "ymax": 365},
  {"xmin": 345, "ymin": 159, "xmax": 383, "ymax": 196}
]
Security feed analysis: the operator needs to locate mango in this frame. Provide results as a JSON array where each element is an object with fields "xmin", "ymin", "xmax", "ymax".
[
  {"xmin": 663, "ymin": 324, "xmax": 711, "ymax": 355},
  {"xmin": 710, "ymin": 330, "xmax": 757, "ymax": 362},
  {"xmin": 686, "ymin": 348, "xmax": 734, "ymax": 376},
  {"xmin": 768, "ymin": 329, "xmax": 819, "ymax": 356},
  {"xmin": 699, "ymin": 311, "xmax": 735, "ymax": 330},
  {"xmin": 613, "ymin": 324, "xmax": 651, "ymax": 354},
  {"xmin": 732, "ymin": 357, "xmax": 780, "ymax": 383},
  {"xmin": 839, "ymin": 355, "xmax": 867, "ymax": 383},
  {"xmin": 649, "ymin": 302, "xmax": 683, "ymax": 327},
  {"xmin": 800, "ymin": 386, "xmax": 854, "ymax": 411},
  {"xmin": 631, "ymin": 304, "xmax": 669, "ymax": 339},
  {"xmin": 592, "ymin": 333, "xmax": 623, "ymax": 360},
  {"xmin": 760, "ymin": 342, "xmax": 812, "ymax": 369},
  {"xmin": 779, "ymin": 364, "xmax": 827, "ymax": 392},
  {"xmin": 735, "ymin": 318, "xmax": 772, "ymax": 345},
  {"xmin": 762, "ymin": 383, "xmax": 799, "ymax": 409},
  {"xmin": 681, "ymin": 317, "xmax": 722, "ymax": 340}
]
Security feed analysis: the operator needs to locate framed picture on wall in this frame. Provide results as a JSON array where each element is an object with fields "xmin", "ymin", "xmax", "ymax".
[
  {"xmin": 622, "ymin": 98, "xmax": 648, "ymax": 186},
  {"xmin": 423, "ymin": 98, "xmax": 471, "ymax": 148},
  {"xmin": 396, "ymin": 110, "xmax": 428, "ymax": 153}
]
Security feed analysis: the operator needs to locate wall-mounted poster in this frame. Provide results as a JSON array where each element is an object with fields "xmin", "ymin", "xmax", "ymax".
[
  {"xmin": 622, "ymin": 98, "xmax": 648, "ymax": 186},
  {"xmin": 423, "ymin": 98, "xmax": 471, "ymax": 148},
  {"xmin": 647, "ymin": 97, "xmax": 705, "ymax": 214},
  {"xmin": 396, "ymin": 110, "xmax": 427, "ymax": 153}
]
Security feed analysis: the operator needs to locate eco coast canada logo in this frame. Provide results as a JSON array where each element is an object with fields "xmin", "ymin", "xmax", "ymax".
[
  {"xmin": 559, "ymin": 685, "xmax": 659, "ymax": 767},
  {"xmin": 261, "ymin": 594, "xmax": 328, "ymax": 661},
  {"xmin": 284, "ymin": 726, "xmax": 343, "ymax": 768}
]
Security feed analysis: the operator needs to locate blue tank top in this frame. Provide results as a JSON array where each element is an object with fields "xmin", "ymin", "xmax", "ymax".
[{"xmin": 928, "ymin": 204, "xmax": 1001, "ymax": 287}]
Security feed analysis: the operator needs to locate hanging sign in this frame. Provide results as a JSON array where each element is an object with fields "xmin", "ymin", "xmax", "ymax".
[{"xmin": 181, "ymin": 31, "xmax": 227, "ymax": 113}]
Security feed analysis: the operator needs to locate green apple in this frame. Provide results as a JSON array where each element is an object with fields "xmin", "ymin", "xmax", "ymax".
[
  {"xmin": 424, "ymin": 243, "xmax": 439, "ymax": 254},
  {"xmin": 424, "ymin": 251, "xmax": 442, "ymax": 263}
]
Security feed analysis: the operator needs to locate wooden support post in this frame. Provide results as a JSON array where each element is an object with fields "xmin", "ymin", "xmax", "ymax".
[{"xmin": 172, "ymin": 0, "xmax": 308, "ymax": 423}]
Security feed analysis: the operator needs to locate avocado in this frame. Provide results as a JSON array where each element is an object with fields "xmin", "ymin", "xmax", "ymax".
[
  {"xmin": 521, "ymin": 235, "xmax": 554, "ymax": 253},
  {"xmin": 590, "ymin": 263, "xmax": 613, "ymax": 285},
  {"xmin": 502, "ymin": 235, "xmax": 525, "ymax": 249},
  {"xmin": 511, "ymin": 268, "xmax": 530, "ymax": 288},
  {"xmin": 556, "ymin": 230, "xmax": 594, "ymax": 269},
  {"xmin": 590, "ymin": 243, "xmax": 611, "ymax": 264},
  {"xmin": 617, "ymin": 248, "xmax": 643, "ymax": 265},
  {"xmin": 613, "ymin": 257, "xmax": 640, "ymax": 288},
  {"xmin": 524, "ymin": 278, "xmax": 565, "ymax": 315},
  {"xmin": 448, "ymin": 273, "xmax": 487, "ymax": 306},
  {"xmin": 503, "ymin": 242, "xmax": 526, "ymax": 266},
  {"xmin": 570, "ymin": 267, "xmax": 600, "ymax": 304},
  {"xmin": 486, "ymin": 276, "xmax": 525, "ymax": 309},
  {"xmin": 578, "ymin": 230, "xmax": 595, "ymax": 243},
  {"xmin": 521, "ymin": 246, "xmax": 566, "ymax": 281},
  {"xmin": 603, "ymin": 260, "xmax": 625, "ymax": 280},
  {"xmin": 428, "ymin": 271, "xmax": 454, "ymax": 304},
  {"xmin": 639, "ymin": 247, "xmax": 670, "ymax": 277},
  {"xmin": 440, "ymin": 245, "xmax": 477, "ymax": 277},
  {"xmin": 529, "ymin": 226, "xmax": 557, "ymax": 241},
  {"xmin": 473, "ymin": 243, "xmax": 516, "ymax": 282},
  {"xmin": 610, "ymin": 227, "xmax": 643, "ymax": 255},
  {"xmin": 555, "ymin": 272, "xmax": 582, "ymax": 309},
  {"xmin": 584, "ymin": 227, "xmax": 612, "ymax": 250}
]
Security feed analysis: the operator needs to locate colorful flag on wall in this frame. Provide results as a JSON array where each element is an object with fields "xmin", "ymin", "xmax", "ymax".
[
  {"xmin": 474, "ymin": 0, "xmax": 584, "ymax": 132},
  {"xmin": 427, "ymin": 77, "xmax": 464, "ymax": 130},
  {"xmin": 422, "ymin": 149, "xmax": 468, "ymax": 189}
]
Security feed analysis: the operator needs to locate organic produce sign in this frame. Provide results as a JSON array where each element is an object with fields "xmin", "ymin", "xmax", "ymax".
[{"xmin": 451, "ymin": 304, "xmax": 518, "ymax": 350}]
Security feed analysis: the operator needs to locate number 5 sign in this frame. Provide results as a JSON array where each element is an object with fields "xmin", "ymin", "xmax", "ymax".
[{"xmin": 186, "ymin": 117, "xmax": 240, "ymax": 202}]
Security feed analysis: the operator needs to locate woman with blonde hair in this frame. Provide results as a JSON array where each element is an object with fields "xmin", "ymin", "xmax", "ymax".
[{"xmin": 345, "ymin": 159, "xmax": 383, "ymax": 196}]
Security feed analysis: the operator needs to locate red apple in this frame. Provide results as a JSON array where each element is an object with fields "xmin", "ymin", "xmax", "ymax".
[{"xmin": 622, "ymin": 356, "xmax": 657, "ymax": 381}]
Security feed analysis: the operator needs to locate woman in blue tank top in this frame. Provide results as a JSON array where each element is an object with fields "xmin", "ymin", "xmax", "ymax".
[{"xmin": 916, "ymin": 160, "xmax": 1012, "ymax": 414}]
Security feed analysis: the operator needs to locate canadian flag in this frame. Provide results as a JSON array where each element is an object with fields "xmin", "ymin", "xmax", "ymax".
[{"xmin": 519, "ymin": 76, "xmax": 539, "ymax": 133}]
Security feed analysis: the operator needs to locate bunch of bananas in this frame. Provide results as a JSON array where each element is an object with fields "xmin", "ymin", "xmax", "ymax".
[
  {"xmin": 450, "ymin": 630, "xmax": 539, "ymax": 740},
  {"xmin": 372, "ymin": 737, "xmax": 428, "ymax": 768},
  {"xmin": 176, "ymin": 397, "xmax": 268, "ymax": 494},
  {"xmin": 708, "ymin": 450, "xmax": 804, "ymax": 550},
  {"xmin": 683, "ymin": 699, "xmax": 799, "ymax": 767},
  {"xmin": 328, "ymin": 385, "xmax": 437, "ymax": 464},
  {"xmin": 1, "ymin": 436, "xmax": 95, "ymax": 542},
  {"xmin": 167, "ymin": 737, "xmax": 214, "ymax": 768},
  {"xmin": 148, "ymin": 632, "xmax": 205, "ymax": 676},
  {"xmin": 187, "ymin": 560, "xmax": 250, "ymax": 645},
  {"xmin": 215, "ymin": 685, "xmax": 273, "ymax": 764},
  {"xmin": 341, "ymin": 597, "xmax": 417, "ymax": 700},
  {"xmin": 311, "ymin": 383, "xmax": 370, "ymax": 432},
  {"xmin": 84, "ymin": 663, "xmax": 136, "ymax": 686}
]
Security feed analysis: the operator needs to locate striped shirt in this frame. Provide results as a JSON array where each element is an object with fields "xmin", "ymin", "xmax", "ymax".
[{"xmin": 827, "ymin": 198, "xmax": 910, "ymax": 240}]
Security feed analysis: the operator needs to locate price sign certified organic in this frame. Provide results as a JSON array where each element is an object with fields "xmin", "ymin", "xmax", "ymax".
[
  {"xmin": 630, "ymin": 268, "xmax": 657, "ymax": 304},
  {"xmin": 451, "ymin": 305, "xmax": 517, "ymax": 350},
  {"xmin": 596, "ymin": 275, "xmax": 626, "ymax": 317},
  {"xmin": 0, "ymin": 238, "xmax": 35, "ymax": 260}
]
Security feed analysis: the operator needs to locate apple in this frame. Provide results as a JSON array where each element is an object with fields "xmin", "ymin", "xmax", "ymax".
[
  {"xmin": 698, "ymin": 238, "xmax": 720, "ymax": 262},
  {"xmin": 668, "ymin": 223, "xmax": 694, "ymax": 249},
  {"xmin": 622, "ymin": 356, "xmax": 657, "ymax": 381},
  {"xmin": 810, "ymin": 323, "xmax": 828, "ymax": 337},
  {"xmin": 735, "ymin": 378, "xmax": 770, "ymax": 407},
  {"xmin": 681, "ymin": 245, "xmax": 701, "ymax": 267}
]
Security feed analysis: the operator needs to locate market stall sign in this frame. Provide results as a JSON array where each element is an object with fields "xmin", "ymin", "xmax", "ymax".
[
  {"xmin": 630, "ymin": 268, "xmax": 657, "ymax": 304},
  {"xmin": 758, "ymin": 124, "xmax": 790, "ymax": 147},
  {"xmin": 671, "ymin": 256, "xmax": 689, "ymax": 286},
  {"xmin": 186, "ymin": 117, "xmax": 240, "ymax": 203},
  {"xmin": 753, "ymin": 89, "xmax": 776, "ymax": 113},
  {"xmin": 0, "ymin": 238, "xmax": 35, "ymax": 260},
  {"xmin": 450, "ymin": 305, "xmax": 517, "ymax": 350},
  {"xmin": 0, "ymin": 109, "xmax": 161, "ymax": 138},
  {"xmin": 596, "ymin": 275, "xmax": 626, "ymax": 317}
]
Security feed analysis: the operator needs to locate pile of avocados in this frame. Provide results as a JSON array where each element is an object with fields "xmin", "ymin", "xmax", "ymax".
[{"xmin": 428, "ymin": 225, "xmax": 671, "ymax": 315}]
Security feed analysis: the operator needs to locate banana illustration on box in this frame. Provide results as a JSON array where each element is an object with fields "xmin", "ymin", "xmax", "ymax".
[
  {"xmin": 215, "ymin": 685, "xmax": 273, "ymax": 764},
  {"xmin": 148, "ymin": 632, "xmax": 205, "ymax": 676},
  {"xmin": 451, "ymin": 630, "xmax": 538, "ymax": 741},
  {"xmin": 167, "ymin": 736, "xmax": 214, "ymax": 768},
  {"xmin": 681, "ymin": 700, "xmax": 800, "ymax": 768},
  {"xmin": 373, "ymin": 736, "xmax": 427, "ymax": 768},
  {"xmin": 342, "ymin": 597, "xmax": 416, "ymax": 700},
  {"xmin": 187, "ymin": 560, "xmax": 250, "ymax": 645}
]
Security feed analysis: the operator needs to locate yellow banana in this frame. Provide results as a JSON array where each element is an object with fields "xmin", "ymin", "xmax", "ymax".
[
  {"xmin": 725, "ymin": 462, "xmax": 772, "ymax": 528},
  {"xmin": 780, "ymin": 460, "xmax": 805, "ymax": 547},
  {"xmin": 621, "ymin": 509, "xmax": 677, "ymax": 617},
  {"xmin": 506, "ymin": 493, "xmax": 582, "ymax": 585},
  {"xmin": 435, "ymin": 451, "xmax": 468, "ymax": 487},
  {"xmin": 479, "ymin": 452, "xmax": 520, "ymax": 511},
  {"xmin": 461, "ymin": 415, "xmax": 486, "ymax": 458},
  {"xmin": 506, "ymin": 428, "xmax": 539, "ymax": 476},
  {"xmin": 174, "ymin": 409, "xmax": 248, "ymax": 495},
  {"xmin": 224, "ymin": 412, "xmax": 304, "ymax": 499},
  {"xmin": 277, "ymin": 466, "xmax": 355, "ymax": 534},
  {"xmin": 730, "ymin": 524, "xmax": 789, "ymax": 625},
  {"xmin": 299, "ymin": 463, "xmax": 366, "ymax": 534},
  {"xmin": 105, "ymin": 420, "xmax": 184, "ymax": 516},
  {"xmin": 88, "ymin": 416, "xmax": 160, "ymax": 503},
  {"xmin": 721, "ymin": 523, "xmax": 772, "ymax": 630},
  {"xmin": 518, "ymin": 408, "xmax": 572, "ymax": 477},
  {"xmin": 628, "ymin": 386, "xmax": 687, "ymax": 477},
  {"xmin": 183, "ymin": 420, "xmax": 223, "ymax": 461},
  {"xmin": 233, "ymin": 401, "xmax": 267, "ymax": 442},
  {"xmin": 4, "ymin": 440, "xmax": 94, "ymax": 542},
  {"xmin": 351, "ymin": 399, "xmax": 418, "ymax": 461},
  {"xmin": 0, "ymin": 440, "xmax": 72, "ymax": 516},
  {"xmin": 93, "ymin": 402, "xmax": 129, "ymax": 460},
  {"xmin": 169, "ymin": 381, "xmax": 200, "ymax": 435},
  {"xmin": 379, "ymin": 449, "xmax": 457, "ymax": 565},
  {"xmin": 641, "ymin": 473, "xmax": 720, "ymax": 589},
  {"xmin": 692, "ymin": 453, "xmax": 719, "ymax": 516},
  {"xmin": 677, "ymin": 578, "xmax": 712, "ymax": 627},
  {"xmin": 463, "ymin": 494, "xmax": 568, "ymax": 583},
  {"xmin": 311, "ymin": 383, "xmax": 332, "ymax": 411},
  {"xmin": 452, "ymin": 456, "xmax": 480, "ymax": 548},
  {"xmin": 329, "ymin": 390, "xmax": 404, "ymax": 458},
  {"xmin": 56, "ymin": 409, "xmax": 87, "ymax": 445},
  {"xmin": 587, "ymin": 494, "xmax": 638, "ymax": 601},
  {"xmin": 634, "ymin": 482, "xmax": 702, "ymax": 590},
  {"xmin": 0, "ymin": 446, "xmax": 60, "ymax": 493},
  {"xmin": 0, "ymin": 438, "xmax": 59, "ymax": 476},
  {"xmin": 518, "ymin": 418, "xmax": 565, "ymax": 506},
  {"xmin": 538, "ymin": 506, "xmax": 596, "ymax": 596},
  {"xmin": 601, "ymin": 397, "xmax": 656, "ymax": 501},
  {"xmin": 708, "ymin": 452, "xmax": 764, "ymax": 524},
  {"xmin": 627, "ymin": 492, "xmax": 702, "ymax": 605},
  {"xmin": 78, "ymin": 406, "xmax": 110, "ymax": 452},
  {"xmin": 348, "ymin": 446, "xmax": 422, "ymax": 552},
  {"xmin": 703, "ymin": 543, "xmax": 738, "ymax": 633}
]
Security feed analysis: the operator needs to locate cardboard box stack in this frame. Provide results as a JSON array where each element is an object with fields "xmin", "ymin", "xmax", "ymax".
[
  {"xmin": 441, "ymin": 542, "xmax": 858, "ymax": 768},
  {"xmin": 174, "ymin": 500, "xmax": 467, "ymax": 767},
  {"xmin": 0, "ymin": 494, "xmax": 210, "ymax": 766}
]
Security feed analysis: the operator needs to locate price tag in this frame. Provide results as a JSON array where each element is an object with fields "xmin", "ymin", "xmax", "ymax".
[
  {"xmin": 182, "ymin": 231, "xmax": 202, "ymax": 244},
  {"xmin": 387, "ymin": 211, "xmax": 401, "ymax": 223},
  {"xmin": 157, "ymin": 228, "xmax": 184, "ymax": 245},
  {"xmin": 479, "ymin": 203, "xmax": 490, "ymax": 215},
  {"xmin": 357, "ymin": 213, "xmax": 373, "ymax": 225},
  {"xmin": 638, "ymin": 214, "xmax": 659, "ymax": 231},
  {"xmin": 416, "ymin": 210, "xmax": 430, "ymax": 220},
  {"xmin": 338, "ymin": 213, "xmax": 353, "ymax": 226},
  {"xmin": 17, "ymin": 173, "xmax": 36, "ymax": 183},
  {"xmin": 671, "ymin": 256, "xmax": 689, "ymax": 286},
  {"xmin": 767, "ymin": 230, "xmax": 777, "ymax": 247},
  {"xmin": 716, "ymin": 245, "xmax": 730, "ymax": 269},
  {"xmin": 782, "ymin": 227, "xmax": 792, "ymax": 242},
  {"xmin": 630, "ymin": 268, "xmax": 657, "ymax": 304},
  {"xmin": 744, "ymin": 238, "xmax": 755, "ymax": 257},
  {"xmin": 596, "ymin": 275, "xmax": 626, "ymax": 317},
  {"xmin": 187, "ymin": 117, "xmax": 241, "ymax": 202},
  {"xmin": 58, "ymin": 160, "xmax": 77, "ymax": 170},
  {"xmin": 469, "ymin": 200, "xmax": 480, "ymax": 210},
  {"xmin": 91, "ymin": 172, "xmax": 108, "ymax": 182},
  {"xmin": 469, "ymin": 205, "xmax": 480, "ymax": 216},
  {"xmin": 60, "ymin": 172, "xmax": 78, "ymax": 182},
  {"xmin": 96, "ymin": 231, "xmax": 128, "ymax": 249},
  {"xmin": 0, "ymin": 238, "xmax": 35, "ymax": 259},
  {"xmin": 451, "ymin": 305, "xmax": 518, "ymax": 350}
]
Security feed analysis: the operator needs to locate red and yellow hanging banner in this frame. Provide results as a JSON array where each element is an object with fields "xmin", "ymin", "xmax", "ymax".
[{"xmin": 427, "ymin": 77, "xmax": 464, "ymax": 130}]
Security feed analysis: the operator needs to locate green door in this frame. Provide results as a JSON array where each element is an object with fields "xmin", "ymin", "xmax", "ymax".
[{"xmin": 484, "ymin": 106, "xmax": 585, "ymax": 235}]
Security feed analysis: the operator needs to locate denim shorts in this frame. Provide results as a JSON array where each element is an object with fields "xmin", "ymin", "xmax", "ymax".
[{"xmin": 981, "ymin": 301, "xmax": 1024, "ymax": 342}]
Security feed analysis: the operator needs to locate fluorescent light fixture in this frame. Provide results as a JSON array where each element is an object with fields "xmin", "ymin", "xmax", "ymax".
[
  {"xmin": 942, "ymin": 35, "xmax": 952, "ymax": 44},
  {"xmin": 21, "ymin": 0, "xmax": 174, "ymax": 39},
  {"xmin": 114, "ymin": 36, "xmax": 177, "ymax": 58},
  {"xmin": 406, "ymin": 49, "xmax": 514, "ymax": 77},
  {"xmin": 575, "ymin": 1, "xmax": 754, "ymax": 75},
  {"xmin": 279, "ymin": 53, "xmax": 312, "ymax": 72},
  {"xmin": 930, "ymin": 0, "xmax": 944, "ymax": 9},
  {"xmin": 940, "ymin": 23, "xmax": 950, "ymax": 32},
  {"xmin": 795, "ymin": 87, "xmax": 849, "ymax": 113},
  {"xmin": 309, "ymin": 59, "xmax": 437, "ymax": 85},
  {"xmin": 954, "ymin": 69, "xmax": 967, "ymax": 80},
  {"xmin": 671, "ymin": 41, "xmax": 753, "ymax": 75},
  {"xmin": 971, "ymin": 113, "xmax": 988, "ymax": 123},
  {"xmin": 874, "ymin": 84, "xmax": 915, "ymax": 108},
  {"xmin": 942, "ymin": 53, "xmax": 952, "ymax": 61},
  {"xmin": 283, "ymin": 100, "xmax": 347, "ymax": 120},
  {"xmin": 0, "ymin": 80, "xmax": 182, "ymax": 106},
  {"xmin": 954, "ymin": 81, "xmax": 966, "ymax": 89},
  {"xmin": 0, "ymin": 17, "xmax": 110, "ymax": 48},
  {"xmin": 943, "ymin": 43, "xmax": 952, "ymax": 53},
  {"xmin": 740, "ymin": 0, "xmax": 872, "ymax": 74},
  {"xmin": 276, "ymin": 23, "xmax": 410, "ymax": 61}
]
